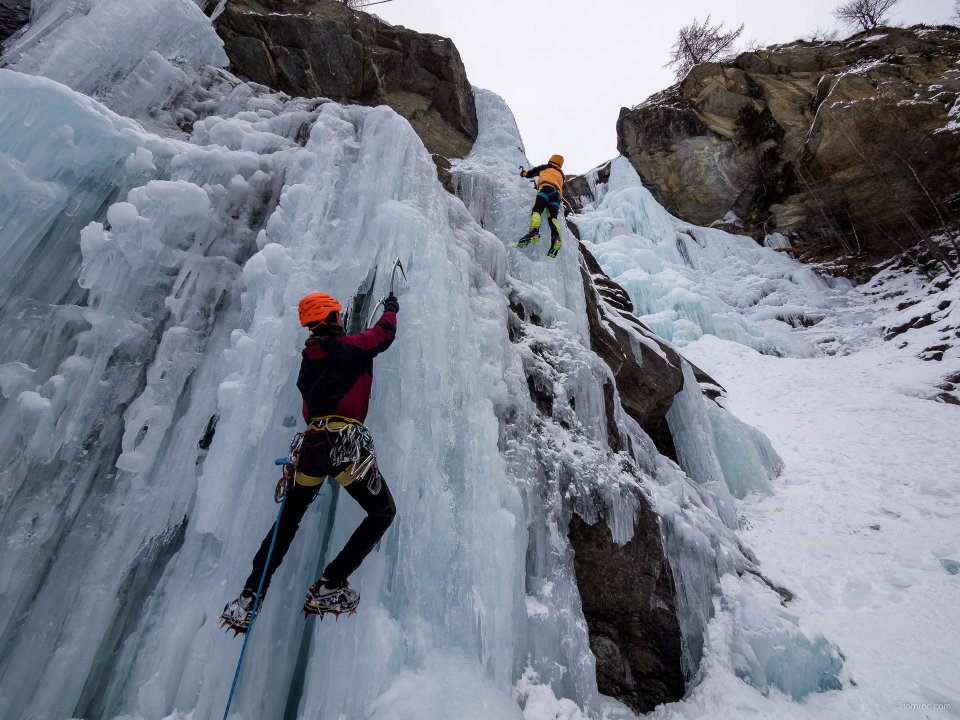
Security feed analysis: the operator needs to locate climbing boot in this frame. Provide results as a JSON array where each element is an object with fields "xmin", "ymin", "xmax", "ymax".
[
  {"xmin": 303, "ymin": 579, "xmax": 360, "ymax": 619},
  {"xmin": 547, "ymin": 236, "xmax": 561, "ymax": 258},
  {"xmin": 220, "ymin": 588, "xmax": 259, "ymax": 635},
  {"xmin": 517, "ymin": 229, "xmax": 539, "ymax": 248}
]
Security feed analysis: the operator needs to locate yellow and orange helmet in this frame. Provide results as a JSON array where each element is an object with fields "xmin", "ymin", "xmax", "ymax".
[
  {"xmin": 298, "ymin": 293, "xmax": 342, "ymax": 327},
  {"xmin": 549, "ymin": 154, "xmax": 564, "ymax": 167}
]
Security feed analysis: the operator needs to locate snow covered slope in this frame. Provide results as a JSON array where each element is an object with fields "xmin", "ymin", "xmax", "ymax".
[{"xmin": 673, "ymin": 264, "xmax": 960, "ymax": 719}]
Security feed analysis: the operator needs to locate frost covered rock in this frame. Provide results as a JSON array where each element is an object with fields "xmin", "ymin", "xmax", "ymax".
[
  {"xmin": 0, "ymin": 0, "xmax": 29, "ymax": 47},
  {"xmin": 617, "ymin": 25, "xmax": 960, "ymax": 273},
  {"xmin": 578, "ymin": 241, "xmax": 683, "ymax": 458},
  {"xmin": 568, "ymin": 513, "xmax": 685, "ymax": 713},
  {"xmin": 214, "ymin": 0, "xmax": 477, "ymax": 178},
  {"xmin": 563, "ymin": 161, "xmax": 611, "ymax": 215}
]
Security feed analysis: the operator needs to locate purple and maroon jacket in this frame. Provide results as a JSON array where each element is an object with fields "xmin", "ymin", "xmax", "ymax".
[{"xmin": 297, "ymin": 310, "xmax": 397, "ymax": 424}]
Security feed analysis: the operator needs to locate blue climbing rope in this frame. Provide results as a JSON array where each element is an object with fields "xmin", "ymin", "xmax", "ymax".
[{"xmin": 222, "ymin": 494, "xmax": 287, "ymax": 720}]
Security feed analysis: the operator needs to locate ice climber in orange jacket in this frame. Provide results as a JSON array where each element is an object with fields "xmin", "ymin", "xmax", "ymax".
[{"xmin": 518, "ymin": 154, "xmax": 565, "ymax": 258}]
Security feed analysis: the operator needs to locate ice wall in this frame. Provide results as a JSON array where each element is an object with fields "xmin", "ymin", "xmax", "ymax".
[
  {"xmin": 707, "ymin": 402, "xmax": 783, "ymax": 500},
  {"xmin": 721, "ymin": 575, "xmax": 843, "ymax": 700},
  {"xmin": 665, "ymin": 361, "xmax": 739, "ymax": 529},
  {"xmin": 452, "ymin": 88, "xmax": 589, "ymax": 339},
  {"xmin": 451, "ymin": 89, "xmax": 827, "ymax": 704},
  {"xmin": 0, "ymin": 68, "xmax": 323, "ymax": 720},
  {"xmin": 1, "ymin": 0, "xmax": 226, "ymax": 120},
  {"xmin": 666, "ymin": 360, "xmax": 783, "ymax": 504},
  {"xmin": 574, "ymin": 158, "xmax": 852, "ymax": 358},
  {"xmin": 0, "ymin": 65, "xmax": 667, "ymax": 719}
]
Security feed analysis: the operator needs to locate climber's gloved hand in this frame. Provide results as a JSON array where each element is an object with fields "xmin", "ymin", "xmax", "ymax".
[
  {"xmin": 519, "ymin": 169, "xmax": 527, "ymax": 177},
  {"xmin": 384, "ymin": 296, "xmax": 399, "ymax": 314}
]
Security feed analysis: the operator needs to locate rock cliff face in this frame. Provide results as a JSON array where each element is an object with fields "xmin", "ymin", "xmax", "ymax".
[
  {"xmin": 617, "ymin": 26, "xmax": 960, "ymax": 274},
  {"xmin": 503, "ymin": 244, "xmax": 688, "ymax": 711},
  {"xmin": 563, "ymin": 162, "xmax": 610, "ymax": 215},
  {"xmin": 0, "ymin": 0, "xmax": 30, "ymax": 47},
  {"xmin": 568, "ymin": 513, "xmax": 685, "ymax": 714},
  {"xmin": 214, "ymin": 0, "xmax": 477, "ymax": 186},
  {"xmin": 569, "ymin": 243, "xmax": 687, "ymax": 709},
  {"xmin": 579, "ymin": 241, "xmax": 683, "ymax": 460}
]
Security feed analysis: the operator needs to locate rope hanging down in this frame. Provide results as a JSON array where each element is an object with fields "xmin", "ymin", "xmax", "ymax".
[{"xmin": 222, "ymin": 494, "xmax": 287, "ymax": 720}]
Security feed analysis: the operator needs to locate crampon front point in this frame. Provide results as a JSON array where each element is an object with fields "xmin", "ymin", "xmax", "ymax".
[
  {"xmin": 302, "ymin": 581, "xmax": 360, "ymax": 620},
  {"xmin": 220, "ymin": 616, "xmax": 249, "ymax": 636}
]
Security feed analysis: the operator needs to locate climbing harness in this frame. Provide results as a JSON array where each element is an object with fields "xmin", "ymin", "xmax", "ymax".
[
  {"xmin": 306, "ymin": 415, "xmax": 382, "ymax": 493},
  {"xmin": 220, "ymin": 492, "xmax": 286, "ymax": 720}
]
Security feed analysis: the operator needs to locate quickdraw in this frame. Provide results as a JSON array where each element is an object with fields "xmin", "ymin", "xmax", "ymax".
[{"xmin": 273, "ymin": 431, "xmax": 304, "ymax": 503}]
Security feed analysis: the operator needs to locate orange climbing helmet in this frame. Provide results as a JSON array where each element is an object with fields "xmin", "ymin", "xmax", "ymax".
[
  {"xmin": 549, "ymin": 154, "xmax": 564, "ymax": 167},
  {"xmin": 298, "ymin": 293, "xmax": 342, "ymax": 327}
]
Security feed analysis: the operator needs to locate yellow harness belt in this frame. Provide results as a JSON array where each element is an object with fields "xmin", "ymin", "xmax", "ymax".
[
  {"xmin": 294, "ymin": 415, "xmax": 368, "ymax": 487},
  {"xmin": 306, "ymin": 414, "xmax": 362, "ymax": 432}
]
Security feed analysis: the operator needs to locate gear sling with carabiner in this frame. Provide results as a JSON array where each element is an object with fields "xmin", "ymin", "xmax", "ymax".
[{"xmin": 275, "ymin": 415, "xmax": 384, "ymax": 497}]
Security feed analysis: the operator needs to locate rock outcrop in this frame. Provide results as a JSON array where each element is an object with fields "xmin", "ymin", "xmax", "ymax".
[
  {"xmin": 214, "ymin": 0, "xmax": 477, "ymax": 186},
  {"xmin": 571, "ymin": 241, "xmax": 688, "ymax": 711},
  {"xmin": 505, "ymin": 246, "xmax": 687, "ymax": 711},
  {"xmin": 578, "ymin": 240, "xmax": 684, "ymax": 460},
  {"xmin": 0, "ymin": 0, "xmax": 30, "ymax": 47},
  {"xmin": 568, "ymin": 513, "xmax": 685, "ymax": 714},
  {"xmin": 563, "ymin": 162, "xmax": 610, "ymax": 215},
  {"xmin": 617, "ymin": 26, "xmax": 960, "ymax": 274}
]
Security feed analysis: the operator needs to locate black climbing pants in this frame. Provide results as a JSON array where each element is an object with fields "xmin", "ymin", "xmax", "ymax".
[
  {"xmin": 245, "ymin": 431, "xmax": 396, "ymax": 596},
  {"xmin": 529, "ymin": 184, "xmax": 561, "ymax": 239}
]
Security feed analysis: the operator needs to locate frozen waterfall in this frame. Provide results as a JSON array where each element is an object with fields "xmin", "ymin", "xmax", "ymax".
[
  {"xmin": 0, "ymin": 3, "xmax": 844, "ymax": 717},
  {"xmin": 574, "ymin": 158, "xmax": 853, "ymax": 359}
]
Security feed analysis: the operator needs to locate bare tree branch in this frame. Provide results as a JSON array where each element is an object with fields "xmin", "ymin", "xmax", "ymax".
[
  {"xmin": 806, "ymin": 25, "xmax": 840, "ymax": 42},
  {"xmin": 664, "ymin": 15, "xmax": 745, "ymax": 81},
  {"xmin": 832, "ymin": 0, "xmax": 902, "ymax": 32},
  {"xmin": 340, "ymin": 0, "xmax": 394, "ymax": 10}
]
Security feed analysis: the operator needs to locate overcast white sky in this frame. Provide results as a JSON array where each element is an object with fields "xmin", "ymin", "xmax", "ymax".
[{"xmin": 374, "ymin": 0, "xmax": 955, "ymax": 174}]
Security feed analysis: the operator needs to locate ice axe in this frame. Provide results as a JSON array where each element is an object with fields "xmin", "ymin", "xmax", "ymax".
[
  {"xmin": 520, "ymin": 165, "xmax": 537, "ymax": 188},
  {"xmin": 367, "ymin": 257, "xmax": 407, "ymax": 328}
]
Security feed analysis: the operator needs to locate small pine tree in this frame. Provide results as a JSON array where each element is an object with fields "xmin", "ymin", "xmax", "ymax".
[{"xmin": 734, "ymin": 105, "xmax": 786, "ymax": 149}]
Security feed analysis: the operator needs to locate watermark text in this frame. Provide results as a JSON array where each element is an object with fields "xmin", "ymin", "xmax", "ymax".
[{"xmin": 893, "ymin": 701, "xmax": 952, "ymax": 711}]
